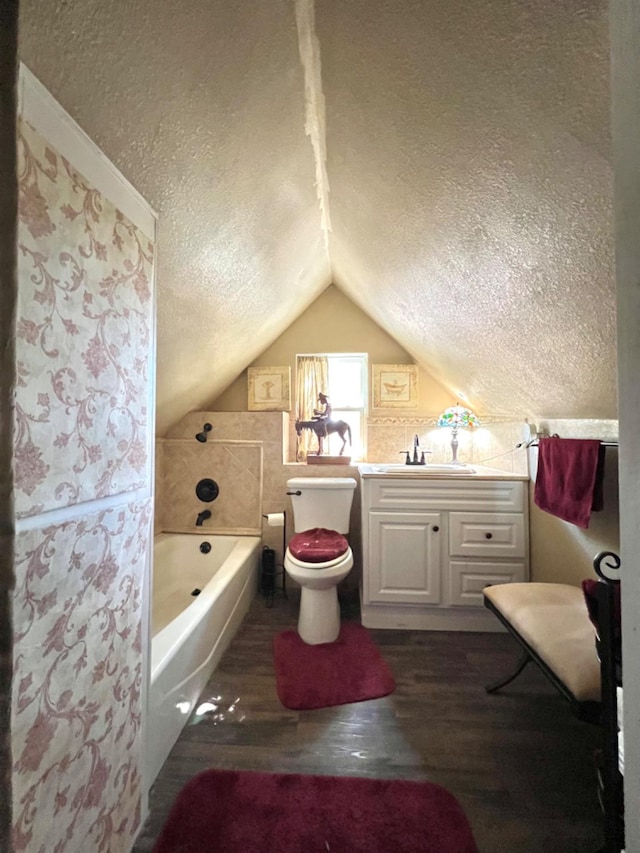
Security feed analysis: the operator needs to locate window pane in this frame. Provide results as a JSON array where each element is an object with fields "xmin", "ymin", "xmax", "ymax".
[
  {"xmin": 328, "ymin": 358, "xmax": 364, "ymax": 407},
  {"xmin": 328, "ymin": 409, "xmax": 362, "ymax": 460}
]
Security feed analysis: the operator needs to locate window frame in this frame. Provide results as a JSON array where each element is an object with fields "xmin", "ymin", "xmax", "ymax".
[{"xmin": 296, "ymin": 352, "xmax": 368, "ymax": 460}]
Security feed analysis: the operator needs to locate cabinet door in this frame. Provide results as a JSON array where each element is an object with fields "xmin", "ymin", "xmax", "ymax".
[{"xmin": 367, "ymin": 511, "xmax": 442, "ymax": 604}]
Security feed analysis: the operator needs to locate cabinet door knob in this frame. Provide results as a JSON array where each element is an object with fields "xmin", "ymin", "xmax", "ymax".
[
  {"xmin": 432, "ymin": 525, "xmax": 439, "ymax": 532},
  {"xmin": 485, "ymin": 532, "xmax": 493, "ymax": 539}
]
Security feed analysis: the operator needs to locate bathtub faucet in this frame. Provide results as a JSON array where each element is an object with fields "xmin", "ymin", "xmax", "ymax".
[{"xmin": 196, "ymin": 509, "xmax": 212, "ymax": 526}]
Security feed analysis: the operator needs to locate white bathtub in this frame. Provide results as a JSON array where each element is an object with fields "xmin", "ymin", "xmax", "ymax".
[{"xmin": 146, "ymin": 533, "xmax": 261, "ymax": 786}]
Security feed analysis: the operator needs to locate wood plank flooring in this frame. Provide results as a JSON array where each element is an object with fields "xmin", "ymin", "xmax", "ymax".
[{"xmin": 133, "ymin": 589, "xmax": 604, "ymax": 852}]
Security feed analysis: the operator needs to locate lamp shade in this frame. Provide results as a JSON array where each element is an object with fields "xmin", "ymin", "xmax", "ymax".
[{"xmin": 437, "ymin": 405, "xmax": 480, "ymax": 429}]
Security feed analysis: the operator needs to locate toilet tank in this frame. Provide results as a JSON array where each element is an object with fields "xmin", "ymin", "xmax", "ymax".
[{"xmin": 287, "ymin": 477, "xmax": 357, "ymax": 533}]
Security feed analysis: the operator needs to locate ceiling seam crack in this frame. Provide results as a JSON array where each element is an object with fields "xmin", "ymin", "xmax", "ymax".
[{"xmin": 294, "ymin": 0, "xmax": 332, "ymax": 256}]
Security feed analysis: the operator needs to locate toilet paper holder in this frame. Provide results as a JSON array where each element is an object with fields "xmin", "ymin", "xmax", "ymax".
[{"xmin": 261, "ymin": 510, "xmax": 287, "ymax": 607}]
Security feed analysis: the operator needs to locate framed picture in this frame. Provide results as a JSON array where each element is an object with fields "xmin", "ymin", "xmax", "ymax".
[
  {"xmin": 248, "ymin": 366, "xmax": 291, "ymax": 411},
  {"xmin": 372, "ymin": 364, "xmax": 418, "ymax": 408}
]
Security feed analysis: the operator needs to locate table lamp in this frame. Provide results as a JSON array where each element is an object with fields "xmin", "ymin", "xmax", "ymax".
[{"xmin": 437, "ymin": 404, "xmax": 480, "ymax": 465}]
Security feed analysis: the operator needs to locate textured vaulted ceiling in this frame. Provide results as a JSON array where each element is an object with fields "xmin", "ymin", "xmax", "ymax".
[{"xmin": 18, "ymin": 0, "xmax": 616, "ymax": 433}]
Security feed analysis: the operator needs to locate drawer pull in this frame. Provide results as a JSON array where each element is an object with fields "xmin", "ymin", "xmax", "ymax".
[
  {"xmin": 432, "ymin": 525, "xmax": 439, "ymax": 533},
  {"xmin": 485, "ymin": 532, "xmax": 493, "ymax": 539}
]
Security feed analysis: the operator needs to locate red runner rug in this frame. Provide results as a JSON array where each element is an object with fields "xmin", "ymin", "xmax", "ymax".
[
  {"xmin": 273, "ymin": 622, "xmax": 395, "ymax": 710},
  {"xmin": 152, "ymin": 768, "xmax": 479, "ymax": 853}
]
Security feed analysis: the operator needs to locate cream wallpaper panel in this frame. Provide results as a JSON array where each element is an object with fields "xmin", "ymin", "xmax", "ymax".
[
  {"xmin": 12, "ymin": 500, "xmax": 152, "ymax": 853},
  {"xmin": 14, "ymin": 118, "xmax": 154, "ymax": 518}
]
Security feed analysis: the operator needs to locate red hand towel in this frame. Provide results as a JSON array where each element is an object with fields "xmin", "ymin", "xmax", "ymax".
[{"xmin": 534, "ymin": 438, "xmax": 604, "ymax": 528}]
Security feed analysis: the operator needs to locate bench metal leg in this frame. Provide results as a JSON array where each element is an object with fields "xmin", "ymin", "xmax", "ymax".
[{"xmin": 485, "ymin": 650, "xmax": 532, "ymax": 694}]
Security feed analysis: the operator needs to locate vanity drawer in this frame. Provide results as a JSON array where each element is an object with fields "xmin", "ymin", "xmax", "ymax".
[
  {"xmin": 449, "ymin": 512, "xmax": 525, "ymax": 558},
  {"xmin": 448, "ymin": 560, "xmax": 527, "ymax": 607},
  {"xmin": 367, "ymin": 478, "xmax": 525, "ymax": 512}
]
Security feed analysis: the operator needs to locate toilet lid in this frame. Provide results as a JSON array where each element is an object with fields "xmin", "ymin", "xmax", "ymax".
[{"xmin": 289, "ymin": 528, "xmax": 349, "ymax": 563}]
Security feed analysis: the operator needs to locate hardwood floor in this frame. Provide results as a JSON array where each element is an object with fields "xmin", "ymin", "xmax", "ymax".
[{"xmin": 134, "ymin": 589, "xmax": 604, "ymax": 852}]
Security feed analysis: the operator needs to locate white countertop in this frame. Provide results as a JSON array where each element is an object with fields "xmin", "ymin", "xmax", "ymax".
[{"xmin": 357, "ymin": 463, "xmax": 528, "ymax": 481}]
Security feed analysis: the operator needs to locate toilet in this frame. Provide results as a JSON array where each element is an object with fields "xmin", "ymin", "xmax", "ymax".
[{"xmin": 284, "ymin": 477, "xmax": 357, "ymax": 645}]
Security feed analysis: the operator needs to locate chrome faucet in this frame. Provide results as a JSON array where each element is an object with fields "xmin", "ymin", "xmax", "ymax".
[{"xmin": 196, "ymin": 509, "xmax": 212, "ymax": 526}]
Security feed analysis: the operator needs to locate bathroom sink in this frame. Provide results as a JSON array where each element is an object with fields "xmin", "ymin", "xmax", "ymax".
[{"xmin": 359, "ymin": 463, "xmax": 476, "ymax": 475}]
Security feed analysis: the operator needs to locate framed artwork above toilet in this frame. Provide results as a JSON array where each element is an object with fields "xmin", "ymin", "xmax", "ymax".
[{"xmin": 248, "ymin": 366, "xmax": 291, "ymax": 411}]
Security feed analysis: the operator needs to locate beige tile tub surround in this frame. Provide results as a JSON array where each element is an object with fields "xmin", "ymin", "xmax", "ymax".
[
  {"xmin": 162, "ymin": 410, "xmax": 286, "ymax": 535},
  {"xmin": 162, "ymin": 440, "xmax": 263, "ymax": 534}
]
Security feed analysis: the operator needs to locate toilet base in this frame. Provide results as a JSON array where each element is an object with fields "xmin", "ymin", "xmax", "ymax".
[{"xmin": 298, "ymin": 586, "xmax": 341, "ymax": 645}]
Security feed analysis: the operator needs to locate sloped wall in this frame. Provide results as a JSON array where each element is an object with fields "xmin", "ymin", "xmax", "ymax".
[
  {"xmin": 322, "ymin": 0, "xmax": 615, "ymax": 420},
  {"xmin": 18, "ymin": 0, "xmax": 615, "ymax": 436}
]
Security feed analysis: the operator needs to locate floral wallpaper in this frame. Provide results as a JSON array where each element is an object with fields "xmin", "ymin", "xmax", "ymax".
[
  {"xmin": 12, "ymin": 114, "xmax": 155, "ymax": 853},
  {"xmin": 15, "ymin": 118, "xmax": 154, "ymax": 518},
  {"xmin": 12, "ymin": 500, "xmax": 152, "ymax": 853}
]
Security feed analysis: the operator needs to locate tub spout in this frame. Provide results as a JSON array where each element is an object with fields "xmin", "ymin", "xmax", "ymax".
[{"xmin": 196, "ymin": 509, "xmax": 212, "ymax": 526}]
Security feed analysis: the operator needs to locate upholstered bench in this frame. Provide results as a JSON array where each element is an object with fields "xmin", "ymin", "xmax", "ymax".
[{"xmin": 483, "ymin": 582, "xmax": 601, "ymax": 723}]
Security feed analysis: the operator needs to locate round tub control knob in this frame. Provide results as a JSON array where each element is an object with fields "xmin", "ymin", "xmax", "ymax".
[{"xmin": 196, "ymin": 478, "xmax": 219, "ymax": 502}]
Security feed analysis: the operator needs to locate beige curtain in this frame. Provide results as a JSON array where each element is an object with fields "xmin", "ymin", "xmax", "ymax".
[{"xmin": 296, "ymin": 355, "xmax": 329, "ymax": 459}]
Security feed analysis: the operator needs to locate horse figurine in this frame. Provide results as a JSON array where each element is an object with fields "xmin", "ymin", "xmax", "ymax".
[{"xmin": 295, "ymin": 418, "xmax": 352, "ymax": 456}]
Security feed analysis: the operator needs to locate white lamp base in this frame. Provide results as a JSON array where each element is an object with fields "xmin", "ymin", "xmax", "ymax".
[{"xmin": 450, "ymin": 426, "xmax": 461, "ymax": 465}]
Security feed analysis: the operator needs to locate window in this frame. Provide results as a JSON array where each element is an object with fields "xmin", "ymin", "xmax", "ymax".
[{"xmin": 296, "ymin": 353, "xmax": 368, "ymax": 460}]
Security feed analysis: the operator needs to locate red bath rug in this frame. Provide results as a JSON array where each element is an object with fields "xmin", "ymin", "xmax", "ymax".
[
  {"xmin": 273, "ymin": 622, "xmax": 395, "ymax": 710},
  {"xmin": 152, "ymin": 768, "xmax": 479, "ymax": 853}
]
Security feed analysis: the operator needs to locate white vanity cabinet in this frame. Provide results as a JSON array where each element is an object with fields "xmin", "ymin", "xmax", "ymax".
[{"xmin": 359, "ymin": 469, "xmax": 529, "ymax": 631}]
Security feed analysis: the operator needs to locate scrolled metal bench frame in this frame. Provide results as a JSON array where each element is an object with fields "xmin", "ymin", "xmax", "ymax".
[
  {"xmin": 591, "ymin": 551, "xmax": 623, "ymax": 853},
  {"xmin": 483, "ymin": 591, "xmax": 601, "ymax": 725}
]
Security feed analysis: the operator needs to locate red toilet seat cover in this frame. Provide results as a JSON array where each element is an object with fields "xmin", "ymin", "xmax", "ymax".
[{"xmin": 289, "ymin": 528, "xmax": 349, "ymax": 563}]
